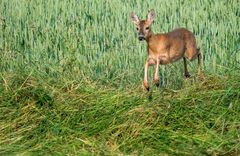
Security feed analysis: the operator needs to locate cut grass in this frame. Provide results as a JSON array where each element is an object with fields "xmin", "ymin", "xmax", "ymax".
[
  {"xmin": 0, "ymin": 70, "xmax": 239, "ymax": 155},
  {"xmin": 1, "ymin": 0, "xmax": 239, "ymax": 88}
]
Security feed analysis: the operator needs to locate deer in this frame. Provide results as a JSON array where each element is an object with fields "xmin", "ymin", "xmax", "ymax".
[{"xmin": 130, "ymin": 9, "xmax": 203, "ymax": 91}]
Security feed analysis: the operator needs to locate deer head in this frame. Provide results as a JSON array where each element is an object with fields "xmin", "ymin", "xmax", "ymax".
[{"xmin": 130, "ymin": 9, "xmax": 155, "ymax": 41}]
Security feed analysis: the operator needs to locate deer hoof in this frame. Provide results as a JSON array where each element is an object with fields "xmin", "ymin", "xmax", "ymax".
[
  {"xmin": 185, "ymin": 72, "xmax": 191, "ymax": 78},
  {"xmin": 146, "ymin": 87, "xmax": 150, "ymax": 91},
  {"xmin": 143, "ymin": 82, "xmax": 150, "ymax": 91},
  {"xmin": 154, "ymin": 79, "xmax": 160, "ymax": 87},
  {"xmin": 198, "ymin": 75, "xmax": 204, "ymax": 81}
]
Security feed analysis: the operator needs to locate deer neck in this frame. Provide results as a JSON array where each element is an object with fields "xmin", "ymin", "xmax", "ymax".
[
  {"xmin": 146, "ymin": 30, "xmax": 154, "ymax": 44},
  {"xmin": 146, "ymin": 30, "xmax": 157, "ymax": 55}
]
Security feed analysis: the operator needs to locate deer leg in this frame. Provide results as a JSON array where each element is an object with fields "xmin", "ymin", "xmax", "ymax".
[
  {"xmin": 183, "ymin": 57, "xmax": 191, "ymax": 78},
  {"xmin": 197, "ymin": 48, "xmax": 203, "ymax": 80},
  {"xmin": 143, "ymin": 61, "xmax": 150, "ymax": 91},
  {"xmin": 153, "ymin": 59, "xmax": 160, "ymax": 87}
]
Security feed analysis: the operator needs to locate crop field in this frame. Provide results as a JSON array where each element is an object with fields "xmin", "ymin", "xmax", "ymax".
[{"xmin": 0, "ymin": 0, "xmax": 240, "ymax": 155}]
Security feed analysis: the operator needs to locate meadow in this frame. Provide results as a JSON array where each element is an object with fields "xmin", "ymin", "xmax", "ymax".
[{"xmin": 0, "ymin": 0, "xmax": 239, "ymax": 155}]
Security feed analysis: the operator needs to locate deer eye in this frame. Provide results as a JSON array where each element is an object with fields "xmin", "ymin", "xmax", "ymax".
[
  {"xmin": 136, "ymin": 27, "xmax": 139, "ymax": 31},
  {"xmin": 146, "ymin": 27, "xmax": 149, "ymax": 30}
]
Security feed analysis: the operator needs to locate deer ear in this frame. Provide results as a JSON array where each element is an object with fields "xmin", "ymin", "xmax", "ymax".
[
  {"xmin": 130, "ymin": 12, "xmax": 139, "ymax": 25},
  {"xmin": 147, "ymin": 9, "xmax": 155, "ymax": 24}
]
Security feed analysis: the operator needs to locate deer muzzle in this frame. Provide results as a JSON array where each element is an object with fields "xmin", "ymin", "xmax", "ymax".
[{"xmin": 138, "ymin": 35, "xmax": 145, "ymax": 41}]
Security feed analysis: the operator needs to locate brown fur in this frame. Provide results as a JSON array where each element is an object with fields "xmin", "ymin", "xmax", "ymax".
[{"xmin": 130, "ymin": 10, "xmax": 203, "ymax": 91}]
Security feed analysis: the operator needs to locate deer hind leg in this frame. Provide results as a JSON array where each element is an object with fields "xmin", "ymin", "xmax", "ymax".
[
  {"xmin": 185, "ymin": 46, "xmax": 198, "ymax": 61},
  {"xmin": 185, "ymin": 36, "xmax": 198, "ymax": 61},
  {"xmin": 197, "ymin": 48, "xmax": 203, "ymax": 80},
  {"xmin": 183, "ymin": 57, "xmax": 191, "ymax": 78},
  {"xmin": 185, "ymin": 47, "xmax": 203, "ymax": 80}
]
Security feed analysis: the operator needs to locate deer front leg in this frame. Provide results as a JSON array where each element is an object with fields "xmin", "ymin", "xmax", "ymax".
[
  {"xmin": 143, "ymin": 61, "xmax": 149, "ymax": 91},
  {"xmin": 143, "ymin": 58, "xmax": 156, "ymax": 91},
  {"xmin": 153, "ymin": 58, "xmax": 160, "ymax": 87}
]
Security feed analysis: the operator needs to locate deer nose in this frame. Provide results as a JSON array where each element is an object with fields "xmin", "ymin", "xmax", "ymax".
[{"xmin": 138, "ymin": 35, "xmax": 145, "ymax": 41}]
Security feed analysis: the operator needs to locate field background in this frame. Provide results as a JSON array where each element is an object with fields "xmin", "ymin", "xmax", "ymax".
[{"xmin": 0, "ymin": 0, "xmax": 239, "ymax": 155}]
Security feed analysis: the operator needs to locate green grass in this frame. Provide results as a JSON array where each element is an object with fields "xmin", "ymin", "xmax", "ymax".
[{"xmin": 0, "ymin": 0, "xmax": 240, "ymax": 155}]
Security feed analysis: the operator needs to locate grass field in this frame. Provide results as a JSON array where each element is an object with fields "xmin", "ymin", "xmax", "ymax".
[{"xmin": 0, "ymin": 0, "xmax": 240, "ymax": 155}]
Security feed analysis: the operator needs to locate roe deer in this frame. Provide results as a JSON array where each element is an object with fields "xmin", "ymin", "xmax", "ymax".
[{"xmin": 130, "ymin": 9, "xmax": 203, "ymax": 91}]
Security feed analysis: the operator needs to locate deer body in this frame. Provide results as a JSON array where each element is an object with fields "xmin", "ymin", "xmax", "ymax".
[
  {"xmin": 147, "ymin": 28, "xmax": 198, "ymax": 65},
  {"xmin": 130, "ymin": 10, "xmax": 203, "ymax": 91}
]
